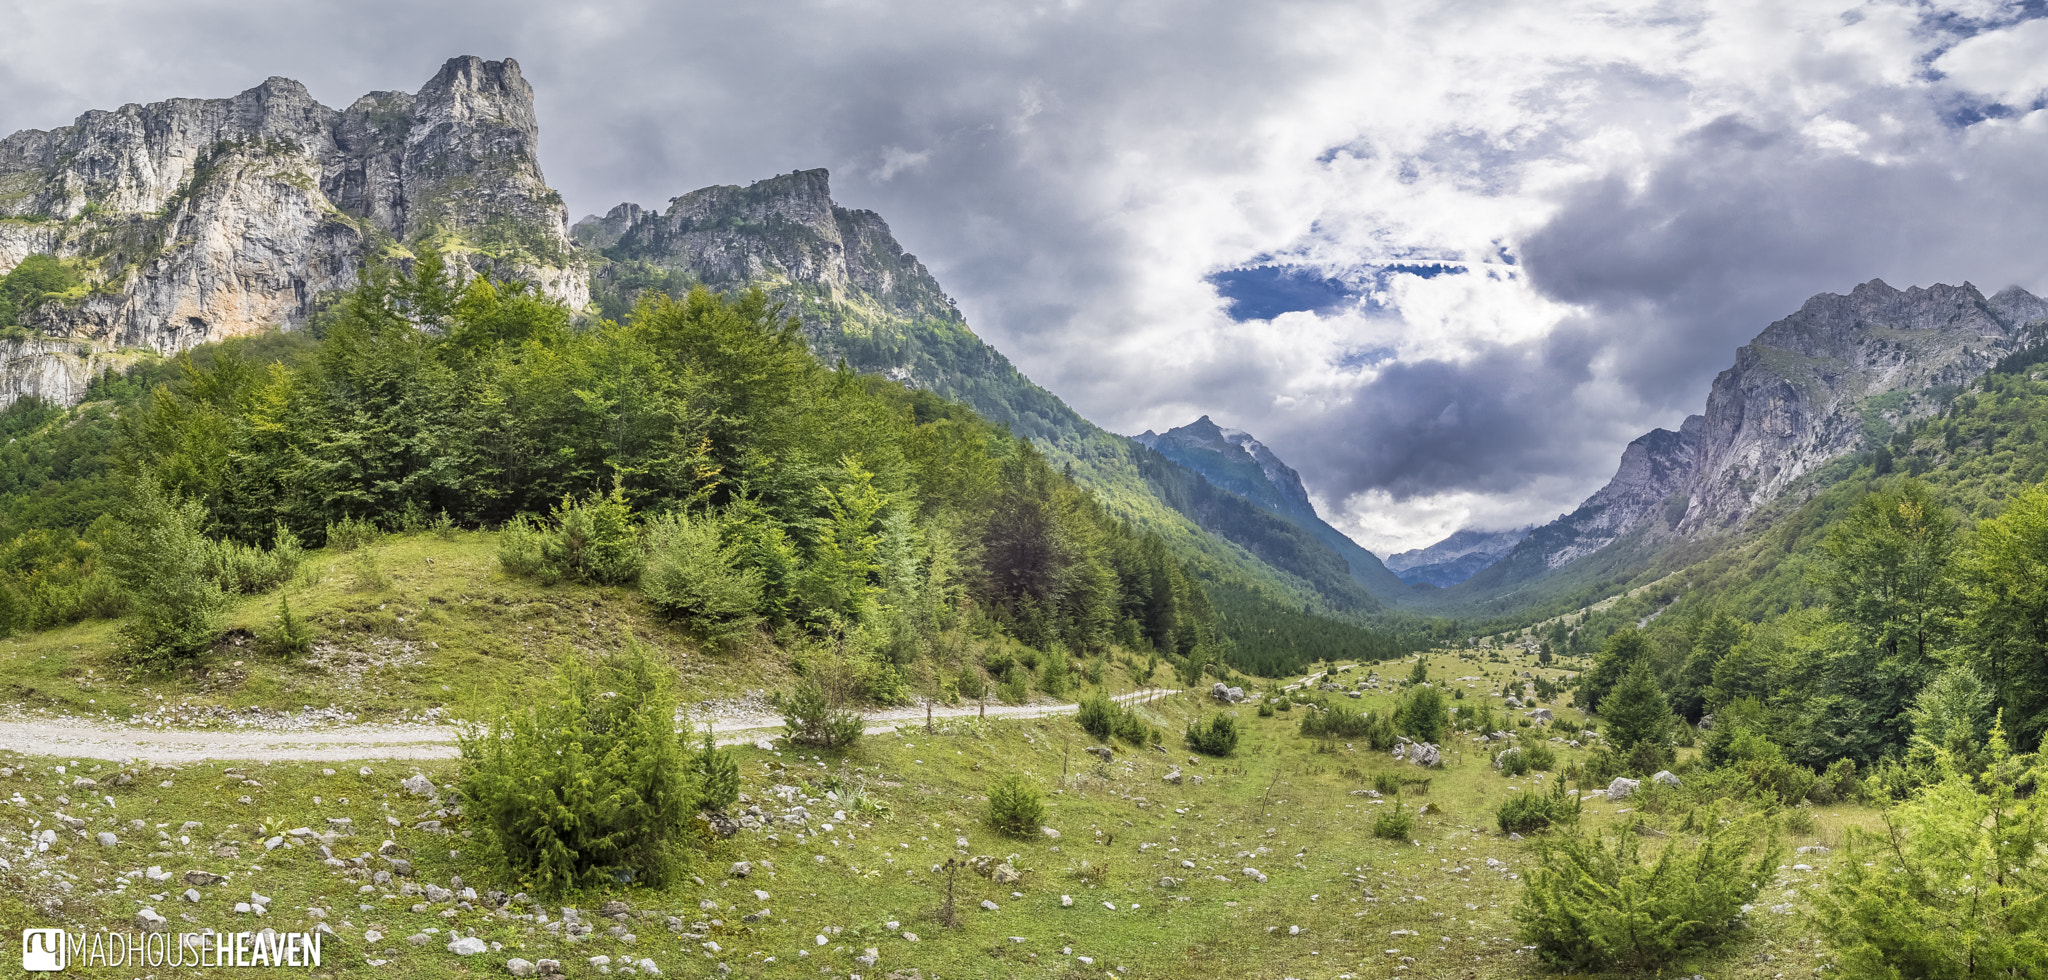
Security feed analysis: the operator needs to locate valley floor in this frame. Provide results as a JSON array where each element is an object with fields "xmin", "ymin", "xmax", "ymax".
[{"xmin": 0, "ymin": 647, "xmax": 1876, "ymax": 980}]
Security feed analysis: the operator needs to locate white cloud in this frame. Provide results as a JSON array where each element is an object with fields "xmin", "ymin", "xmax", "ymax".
[{"xmin": 1933, "ymin": 17, "xmax": 2048, "ymax": 106}]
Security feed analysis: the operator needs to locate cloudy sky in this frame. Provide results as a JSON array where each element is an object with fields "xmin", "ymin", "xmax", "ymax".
[{"xmin": 6, "ymin": 0, "xmax": 2047, "ymax": 553}]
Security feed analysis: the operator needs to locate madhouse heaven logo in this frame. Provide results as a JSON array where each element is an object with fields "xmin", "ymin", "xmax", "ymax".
[{"xmin": 23, "ymin": 927, "xmax": 325, "ymax": 971}]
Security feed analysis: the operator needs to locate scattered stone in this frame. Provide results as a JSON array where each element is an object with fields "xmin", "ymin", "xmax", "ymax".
[
  {"xmin": 980, "ymin": 900, "xmax": 999, "ymax": 911},
  {"xmin": 408, "ymin": 933, "xmax": 430, "ymax": 947},
  {"xmin": 1041, "ymin": 827, "xmax": 1060, "ymax": 839},
  {"xmin": 992, "ymin": 863, "xmax": 1021, "ymax": 885},
  {"xmin": 134, "ymin": 908, "xmax": 168, "ymax": 932},
  {"xmin": 448, "ymin": 936, "xmax": 488, "ymax": 955},
  {"xmin": 182, "ymin": 889, "xmax": 202, "ymax": 903},
  {"xmin": 729, "ymin": 861, "xmax": 752, "ymax": 878},
  {"xmin": 1607, "ymin": 777, "xmax": 1642, "ymax": 800},
  {"xmin": 96, "ymin": 831, "xmax": 118, "ymax": 847},
  {"xmin": 1651, "ymin": 770, "xmax": 1680, "ymax": 787},
  {"xmin": 402, "ymin": 774, "xmax": 436, "ymax": 797},
  {"xmin": 508, "ymin": 958, "xmax": 537, "ymax": 977},
  {"xmin": 1242, "ymin": 867, "xmax": 1268, "ymax": 883},
  {"xmin": 1061, "ymin": 895, "xmax": 1073, "ymax": 907},
  {"xmin": 1163, "ymin": 769, "xmax": 1183, "ymax": 785}
]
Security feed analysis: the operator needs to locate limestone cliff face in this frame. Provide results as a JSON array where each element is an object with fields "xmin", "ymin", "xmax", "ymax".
[
  {"xmin": 1486, "ymin": 279, "xmax": 2048, "ymax": 580},
  {"xmin": 0, "ymin": 56, "xmax": 586, "ymax": 406},
  {"xmin": 578, "ymin": 169, "xmax": 979, "ymax": 389}
]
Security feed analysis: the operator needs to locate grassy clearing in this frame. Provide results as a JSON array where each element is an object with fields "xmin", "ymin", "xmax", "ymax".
[
  {"xmin": 0, "ymin": 648, "xmax": 1880, "ymax": 979},
  {"xmin": 0, "ymin": 531, "xmax": 785, "ymax": 725}
]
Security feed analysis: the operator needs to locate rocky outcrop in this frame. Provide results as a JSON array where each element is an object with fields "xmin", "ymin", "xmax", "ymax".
[
  {"xmin": 579, "ymin": 169, "xmax": 970, "ymax": 386},
  {"xmin": 1475, "ymin": 279, "xmax": 2048, "ymax": 583},
  {"xmin": 0, "ymin": 56, "xmax": 587, "ymax": 407}
]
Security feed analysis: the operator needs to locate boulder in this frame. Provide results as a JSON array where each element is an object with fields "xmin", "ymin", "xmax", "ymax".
[
  {"xmin": 134, "ymin": 908, "xmax": 168, "ymax": 932},
  {"xmin": 401, "ymin": 774, "xmax": 436, "ymax": 797},
  {"xmin": 1526, "ymin": 709, "xmax": 1553, "ymax": 723},
  {"xmin": 1162, "ymin": 769, "xmax": 1183, "ymax": 785},
  {"xmin": 1651, "ymin": 770, "xmax": 1680, "ymax": 787},
  {"xmin": 1084, "ymin": 745, "xmax": 1113, "ymax": 762},
  {"xmin": 1408, "ymin": 743, "xmax": 1441, "ymax": 767},
  {"xmin": 448, "ymin": 936, "xmax": 488, "ymax": 955},
  {"xmin": 1607, "ymin": 777, "xmax": 1641, "ymax": 801},
  {"xmin": 507, "ymin": 959, "xmax": 537, "ymax": 977}
]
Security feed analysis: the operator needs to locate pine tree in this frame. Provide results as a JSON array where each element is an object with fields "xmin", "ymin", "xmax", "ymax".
[{"xmin": 1602, "ymin": 661, "xmax": 1674, "ymax": 753}]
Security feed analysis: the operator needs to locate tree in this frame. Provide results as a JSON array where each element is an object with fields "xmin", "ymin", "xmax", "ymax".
[
  {"xmin": 1578, "ymin": 628, "xmax": 1651, "ymax": 713},
  {"xmin": 1401, "ymin": 685, "xmax": 1448, "ymax": 745},
  {"xmin": 1811, "ymin": 724, "xmax": 2048, "ymax": 979},
  {"xmin": 107, "ymin": 481, "xmax": 227, "ymax": 668},
  {"xmin": 1671, "ymin": 608, "xmax": 1742, "ymax": 722},
  {"xmin": 1408, "ymin": 657, "xmax": 1428, "ymax": 686},
  {"xmin": 1959, "ymin": 484, "xmax": 2048, "ymax": 744},
  {"xmin": 1602, "ymin": 662, "xmax": 1673, "ymax": 755}
]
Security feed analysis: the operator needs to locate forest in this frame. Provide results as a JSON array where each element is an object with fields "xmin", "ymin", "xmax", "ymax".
[{"xmin": 0, "ymin": 253, "xmax": 1404, "ymax": 687}]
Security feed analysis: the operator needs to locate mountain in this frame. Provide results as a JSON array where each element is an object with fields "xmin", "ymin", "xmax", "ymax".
[
  {"xmin": 575, "ymin": 172, "xmax": 1387, "ymax": 614},
  {"xmin": 1451, "ymin": 278, "xmax": 2048, "ymax": 611},
  {"xmin": 1383, "ymin": 526, "xmax": 1532, "ymax": 588},
  {"xmin": 1133, "ymin": 415, "xmax": 1411, "ymax": 599},
  {"xmin": 0, "ymin": 56, "xmax": 586, "ymax": 407}
]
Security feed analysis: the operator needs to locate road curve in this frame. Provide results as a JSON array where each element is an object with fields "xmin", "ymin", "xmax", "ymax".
[{"xmin": 0, "ymin": 689, "xmax": 1183, "ymax": 763}]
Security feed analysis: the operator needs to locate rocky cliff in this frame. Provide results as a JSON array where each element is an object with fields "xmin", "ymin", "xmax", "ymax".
[
  {"xmin": 1462, "ymin": 279, "xmax": 2048, "ymax": 597},
  {"xmin": 0, "ymin": 56, "xmax": 586, "ymax": 406}
]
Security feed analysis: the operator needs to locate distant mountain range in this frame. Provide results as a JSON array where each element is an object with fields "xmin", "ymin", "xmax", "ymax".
[{"xmin": 1383, "ymin": 526, "xmax": 1532, "ymax": 588}]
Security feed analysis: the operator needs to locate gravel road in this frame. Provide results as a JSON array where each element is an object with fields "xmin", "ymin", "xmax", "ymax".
[{"xmin": 0, "ymin": 688, "xmax": 1182, "ymax": 763}]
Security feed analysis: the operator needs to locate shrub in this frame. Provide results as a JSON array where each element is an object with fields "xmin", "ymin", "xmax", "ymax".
[
  {"xmin": 1184, "ymin": 712, "xmax": 1240, "ymax": 757},
  {"xmin": 1513, "ymin": 813, "xmax": 1777, "ymax": 972},
  {"xmin": 1040, "ymin": 650, "xmax": 1069, "ymax": 698},
  {"xmin": 205, "ymin": 523, "xmax": 306, "ymax": 594},
  {"xmin": 985, "ymin": 773, "xmax": 1046, "ymax": 838},
  {"xmin": 1372, "ymin": 801, "xmax": 1414, "ymax": 841},
  {"xmin": 782, "ymin": 679, "xmax": 865, "ymax": 750},
  {"xmin": 496, "ymin": 515, "xmax": 549, "ymax": 578},
  {"xmin": 108, "ymin": 482, "xmax": 227, "ymax": 668},
  {"xmin": 268, "ymin": 593, "xmax": 313, "ymax": 658},
  {"xmin": 641, "ymin": 511, "xmax": 762, "ymax": 644},
  {"xmin": 1499, "ymin": 747, "xmax": 1532, "ymax": 777},
  {"xmin": 956, "ymin": 665, "xmax": 986, "ymax": 701},
  {"xmin": 1522, "ymin": 742, "xmax": 1557, "ymax": 771},
  {"xmin": 1298, "ymin": 704, "xmax": 1396, "ymax": 748},
  {"xmin": 1275, "ymin": 698, "xmax": 1291, "ymax": 713},
  {"xmin": 542, "ymin": 488, "xmax": 641, "ymax": 585},
  {"xmin": 1000, "ymin": 667, "xmax": 1030, "ymax": 705},
  {"xmin": 459, "ymin": 643, "xmax": 700, "ymax": 894},
  {"xmin": 1257, "ymin": 702, "xmax": 1275, "ymax": 717},
  {"xmin": 1373, "ymin": 773, "xmax": 1401, "ymax": 795},
  {"xmin": 1781, "ymin": 807, "xmax": 1816, "ymax": 837},
  {"xmin": 325, "ymin": 514, "xmax": 381, "ymax": 551},
  {"xmin": 1401, "ymin": 685, "xmax": 1448, "ymax": 744},
  {"xmin": 692, "ymin": 731, "xmax": 740, "ymax": 813},
  {"xmin": 1497, "ymin": 781, "xmax": 1581, "ymax": 835}
]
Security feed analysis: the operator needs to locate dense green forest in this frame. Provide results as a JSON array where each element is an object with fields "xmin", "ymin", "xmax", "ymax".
[{"xmin": 0, "ymin": 254, "xmax": 1407, "ymax": 683}]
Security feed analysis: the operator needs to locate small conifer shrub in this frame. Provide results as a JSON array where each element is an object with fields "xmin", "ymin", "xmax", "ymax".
[{"xmin": 985, "ymin": 773, "xmax": 1046, "ymax": 838}]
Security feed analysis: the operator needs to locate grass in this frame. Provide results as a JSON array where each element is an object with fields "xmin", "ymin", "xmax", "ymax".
[
  {"xmin": 0, "ymin": 531, "xmax": 788, "ymax": 725},
  {"xmin": 0, "ymin": 645, "xmax": 1884, "ymax": 978}
]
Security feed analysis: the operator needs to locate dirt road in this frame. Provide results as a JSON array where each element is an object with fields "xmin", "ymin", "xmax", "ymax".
[{"xmin": 0, "ymin": 689, "xmax": 1183, "ymax": 763}]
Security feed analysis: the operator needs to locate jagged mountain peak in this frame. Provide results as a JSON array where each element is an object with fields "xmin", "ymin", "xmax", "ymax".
[
  {"xmin": 1384, "ymin": 525, "xmax": 1533, "ymax": 587},
  {"xmin": 1454, "ymin": 277, "xmax": 2048, "ymax": 604}
]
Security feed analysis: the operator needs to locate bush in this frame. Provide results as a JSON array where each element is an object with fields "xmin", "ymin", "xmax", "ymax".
[
  {"xmin": 1040, "ymin": 650, "xmax": 1069, "ymax": 698},
  {"xmin": 1514, "ymin": 813, "xmax": 1777, "ymax": 972},
  {"xmin": 1499, "ymin": 747, "xmax": 1532, "ymax": 777},
  {"xmin": 782, "ymin": 679, "xmax": 865, "ymax": 750},
  {"xmin": 498, "ymin": 489, "xmax": 640, "ymax": 586},
  {"xmin": 325, "ymin": 514, "xmax": 381, "ymax": 551},
  {"xmin": 1496, "ymin": 781, "xmax": 1581, "ymax": 835},
  {"xmin": 205, "ymin": 523, "xmax": 306, "ymax": 594},
  {"xmin": 1000, "ymin": 667, "xmax": 1030, "ymax": 705},
  {"xmin": 1372, "ymin": 773, "xmax": 1401, "ymax": 795},
  {"xmin": 985, "ymin": 773, "xmax": 1046, "ymax": 838},
  {"xmin": 1299, "ymin": 704, "xmax": 1396, "ymax": 749},
  {"xmin": 1400, "ymin": 685, "xmax": 1448, "ymax": 744},
  {"xmin": 1076, "ymin": 690, "xmax": 1119, "ymax": 741},
  {"xmin": 1257, "ymin": 702, "xmax": 1275, "ymax": 717},
  {"xmin": 1275, "ymin": 698, "xmax": 1291, "ymax": 712},
  {"xmin": 641, "ymin": 511, "xmax": 762, "ymax": 644},
  {"xmin": 1522, "ymin": 742, "xmax": 1557, "ymax": 771},
  {"xmin": 1372, "ymin": 801, "xmax": 1414, "ymax": 841},
  {"xmin": 956, "ymin": 664, "xmax": 986, "ymax": 701},
  {"xmin": 1184, "ymin": 712, "xmax": 1240, "ymax": 757},
  {"xmin": 459, "ymin": 643, "xmax": 701, "ymax": 894},
  {"xmin": 267, "ymin": 593, "xmax": 313, "ymax": 658},
  {"xmin": 692, "ymin": 731, "xmax": 740, "ymax": 813},
  {"xmin": 108, "ymin": 482, "xmax": 227, "ymax": 668}
]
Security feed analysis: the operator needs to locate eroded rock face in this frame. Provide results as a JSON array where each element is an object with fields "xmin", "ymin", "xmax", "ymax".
[
  {"xmin": 0, "ymin": 56, "xmax": 588, "ymax": 407},
  {"xmin": 1473, "ymin": 279, "xmax": 2048, "ymax": 585}
]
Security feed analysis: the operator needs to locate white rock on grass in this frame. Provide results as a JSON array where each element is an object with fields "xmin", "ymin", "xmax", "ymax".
[
  {"xmin": 636, "ymin": 958, "xmax": 661, "ymax": 975},
  {"xmin": 1061, "ymin": 895, "xmax": 1073, "ymax": 907},
  {"xmin": 402, "ymin": 774, "xmax": 436, "ymax": 797},
  {"xmin": 1242, "ymin": 867, "xmax": 1268, "ymax": 883},
  {"xmin": 980, "ymin": 900, "xmax": 999, "ymax": 911},
  {"xmin": 507, "ymin": 958, "xmax": 537, "ymax": 977},
  {"xmin": 448, "ymin": 936, "xmax": 488, "ymax": 955},
  {"xmin": 96, "ymin": 831, "xmax": 118, "ymax": 847}
]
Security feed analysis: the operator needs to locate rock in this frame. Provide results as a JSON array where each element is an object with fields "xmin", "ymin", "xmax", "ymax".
[
  {"xmin": 537, "ymin": 961, "xmax": 562, "ymax": 976},
  {"xmin": 1607, "ymin": 777, "xmax": 1641, "ymax": 800},
  {"xmin": 134, "ymin": 907, "xmax": 168, "ymax": 932},
  {"xmin": 1651, "ymin": 770, "xmax": 1680, "ymax": 787},
  {"xmin": 753, "ymin": 738, "xmax": 775, "ymax": 751},
  {"xmin": 0, "ymin": 57, "xmax": 593, "ymax": 412},
  {"xmin": 182, "ymin": 888, "xmax": 202, "ymax": 903},
  {"xmin": 729, "ymin": 861, "xmax": 752, "ymax": 878},
  {"xmin": 1162, "ymin": 769, "xmax": 1183, "ymax": 785},
  {"xmin": 508, "ymin": 958, "xmax": 537, "ymax": 977},
  {"xmin": 992, "ymin": 863, "xmax": 1021, "ymax": 885},
  {"xmin": 1698, "ymin": 713, "xmax": 1716, "ymax": 731},
  {"xmin": 1084, "ymin": 745, "xmax": 1113, "ymax": 762},
  {"xmin": 424, "ymin": 884, "xmax": 454, "ymax": 902},
  {"xmin": 1061, "ymin": 895, "xmax": 1073, "ymax": 907},
  {"xmin": 1797, "ymin": 845, "xmax": 1832, "ymax": 855},
  {"xmin": 1408, "ymin": 743, "xmax": 1441, "ymax": 767},
  {"xmin": 408, "ymin": 934, "xmax": 430, "ymax": 947},
  {"xmin": 1504, "ymin": 696, "xmax": 1522, "ymax": 708},
  {"xmin": 980, "ymin": 900, "xmax": 999, "ymax": 911},
  {"xmin": 1526, "ymin": 708, "xmax": 1553, "ymax": 723},
  {"xmin": 96, "ymin": 831, "xmax": 118, "ymax": 847},
  {"xmin": 402, "ymin": 774, "xmax": 437, "ymax": 797},
  {"xmin": 1157, "ymin": 876, "xmax": 1183, "ymax": 888},
  {"xmin": 1241, "ymin": 867, "xmax": 1268, "ymax": 883},
  {"xmin": 1041, "ymin": 827, "xmax": 1060, "ymax": 839},
  {"xmin": 448, "ymin": 936, "xmax": 488, "ymax": 955},
  {"xmin": 636, "ymin": 958, "xmax": 662, "ymax": 975},
  {"xmin": 184, "ymin": 870, "xmax": 224, "ymax": 886}
]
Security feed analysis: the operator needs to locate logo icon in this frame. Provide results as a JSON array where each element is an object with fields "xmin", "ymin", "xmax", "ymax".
[{"xmin": 22, "ymin": 928, "xmax": 67, "ymax": 971}]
